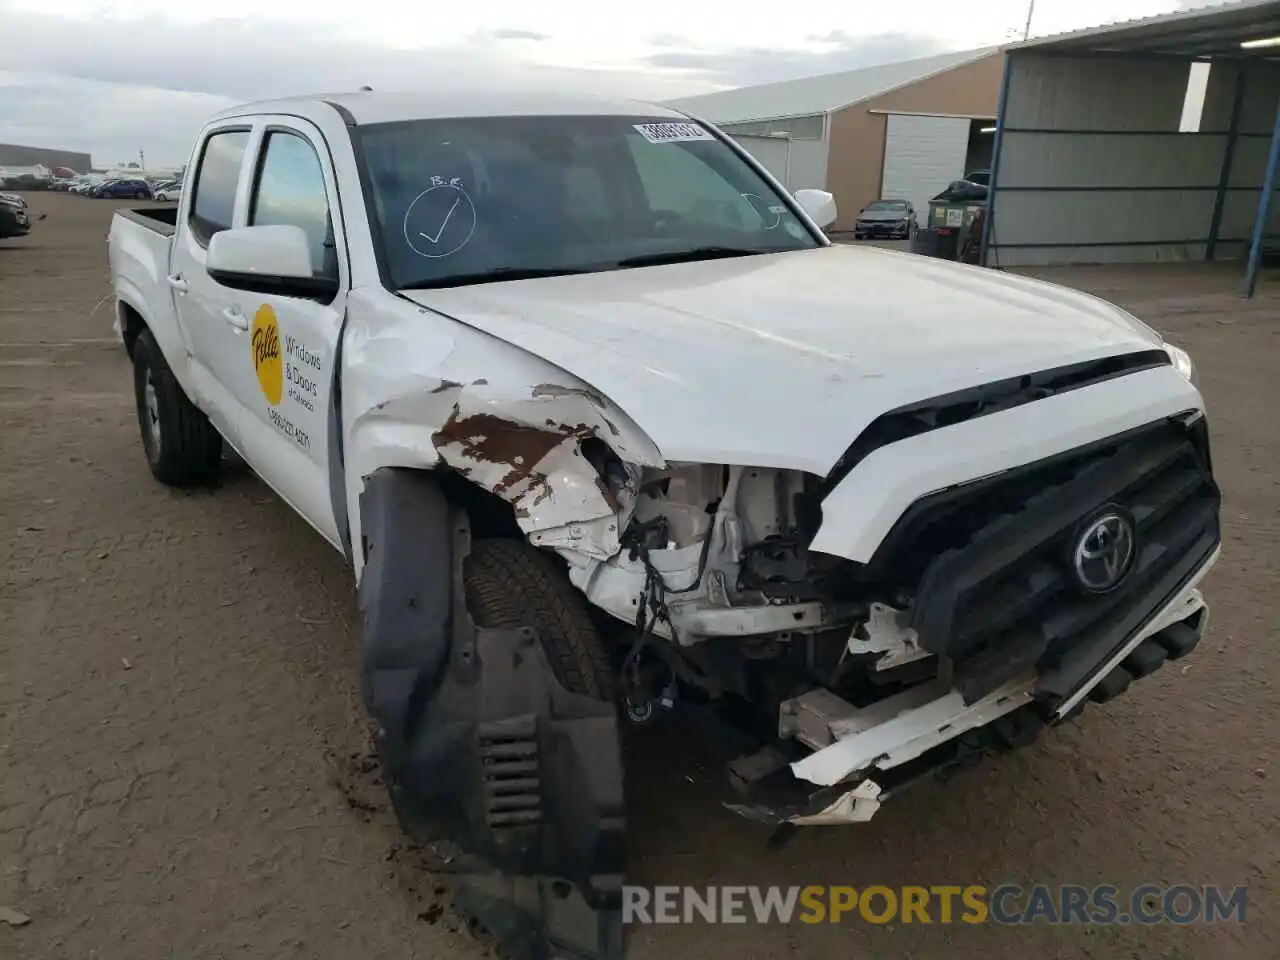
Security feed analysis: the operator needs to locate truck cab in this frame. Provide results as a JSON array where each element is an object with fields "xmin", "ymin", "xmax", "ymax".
[{"xmin": 109, "ymin": 89, "xmax": 1221, "ymax": 960}]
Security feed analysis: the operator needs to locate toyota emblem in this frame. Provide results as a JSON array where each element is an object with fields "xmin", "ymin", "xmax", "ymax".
[{"xmin": 1071, "ymin": 509, "xmax": 1137, "ymax": 594}]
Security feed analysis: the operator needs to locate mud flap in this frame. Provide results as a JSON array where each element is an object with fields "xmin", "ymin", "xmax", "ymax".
[{"xmin": 358, "ymin": 468, "xmax": 625, "ymax": 960}]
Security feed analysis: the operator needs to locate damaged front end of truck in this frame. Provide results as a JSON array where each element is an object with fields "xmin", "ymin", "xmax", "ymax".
[
  {"xmin": 347, "ymin": 349, "xmax": 668, "ymax": 960},
  {"xmin": 350, "ymin": 335, "xmax": 1220, "ymax": 960}
]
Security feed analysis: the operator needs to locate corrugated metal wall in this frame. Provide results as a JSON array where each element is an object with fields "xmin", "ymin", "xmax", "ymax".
[
  {"xmin": 1200, "ymin": 60, "xmax": 1280, "ymax": 260},
  {"xmin": 728, "ymin": 131, "xmax": 829, "ymax": 192},
  {"xmin": 991, "ymin": 56, "xmax": 1225, "ymax": 267}
]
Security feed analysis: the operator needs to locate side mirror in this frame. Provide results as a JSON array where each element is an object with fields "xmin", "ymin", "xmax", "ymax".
[
  {"xmin": 793, "ymin": 189, "xmax": 837, "ymax": 229},
  {"xmin": 206, "ymin": 224, "xmax": 338, "ymax": 299}
]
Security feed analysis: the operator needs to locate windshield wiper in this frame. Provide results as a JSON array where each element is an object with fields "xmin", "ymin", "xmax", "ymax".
[
  {"xmin": 398, "ymin": 266, "xmax": 590, "ymax": 291},
  {"xmin": 613, "ymin": 246, "xmax": 763, "ymax": 268}
]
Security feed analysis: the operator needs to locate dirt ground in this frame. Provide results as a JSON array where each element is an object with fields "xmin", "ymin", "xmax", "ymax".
[{"xmin": 2, "ymin": 191, "xmax": 1277, "ymax": 960}]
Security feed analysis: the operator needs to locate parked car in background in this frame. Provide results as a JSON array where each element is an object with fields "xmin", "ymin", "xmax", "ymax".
[
  {"xmin": 963, "ymin": 169, "xmax": 991, "ymax": 187},
  {"xmin": 0, "ymin": 192, "xmax": 41, "ymax": 239},
  {"xmin": 153, "ymin": 180, "xmax": 182, "ymax": 202},
  {"xmin": 96, "ymin": 179, "xmax": 153, "ymax": 200},
  {"xmin": 853, "ymin": 198, "xmax": 916, "ymax": 240}
]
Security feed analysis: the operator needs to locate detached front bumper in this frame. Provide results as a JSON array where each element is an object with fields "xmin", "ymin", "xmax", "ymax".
[
  {"xmin": 728, "ymin": 410, "xmax": 1221, "ymax": 826},
  {"xmin": 726, "ymin": 554, "xmax": 1215, "ymax": 826}
]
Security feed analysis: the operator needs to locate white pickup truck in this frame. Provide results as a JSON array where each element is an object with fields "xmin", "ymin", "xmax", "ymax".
[{"xmin": 109, "ymin": 89, "xmax": 1222, "ymax": 958}]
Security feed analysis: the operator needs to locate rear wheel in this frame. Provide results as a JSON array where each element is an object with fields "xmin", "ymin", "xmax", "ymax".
[
  {"xmin": 463, "ymin": 538, "xmax": 616, "ymax": 701},
  {"xmin": 131, "ymin": 330, "xmax": 223, "ymax": 485},
  {"xmin": 135, "ymin": 189, "xmax": 147, "ymax": 200}
]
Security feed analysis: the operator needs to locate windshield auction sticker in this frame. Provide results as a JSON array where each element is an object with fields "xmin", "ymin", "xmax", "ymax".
[{"xmin": 633, "ymin": 122, "xmax": 715, "ymax": 144}]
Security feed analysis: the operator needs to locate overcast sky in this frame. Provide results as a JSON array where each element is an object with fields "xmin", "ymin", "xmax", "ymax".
[{"xmin": 0, "ymin": 0, "xmax": 1222, "ymax": 167}]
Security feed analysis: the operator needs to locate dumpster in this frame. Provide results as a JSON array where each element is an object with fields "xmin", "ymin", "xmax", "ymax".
[
  {"xmin": 911, "ymin": 180, "xmax": 987, "ymax": 261},
  {"xmin": 924, "ymin": 199, "xmax": 983, "ymax": 259}
]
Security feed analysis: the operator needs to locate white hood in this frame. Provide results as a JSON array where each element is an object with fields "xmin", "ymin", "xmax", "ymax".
[{"xmin": 403, "ymin": 245, "xmax": 1163, "ymax": 475}]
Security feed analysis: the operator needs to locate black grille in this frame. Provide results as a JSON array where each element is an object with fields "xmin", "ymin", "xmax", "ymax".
[{"xmin": 873, "ymin": 416, "xmax": 1219, "ymax": 706}]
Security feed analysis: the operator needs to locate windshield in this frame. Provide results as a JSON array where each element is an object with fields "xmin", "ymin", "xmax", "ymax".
[
  {"xmin": 355, "ymin": 114, "xmax": 821, "ymax": 289},
  {"xmin": 865, "ymin": 200, "xmax": 907, "ymax": 211}
]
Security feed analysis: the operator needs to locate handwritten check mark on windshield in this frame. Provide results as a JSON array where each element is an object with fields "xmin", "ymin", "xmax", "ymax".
[{"xmin": 420, "ymin": 197, "xmax": 462, "ymax": 245}]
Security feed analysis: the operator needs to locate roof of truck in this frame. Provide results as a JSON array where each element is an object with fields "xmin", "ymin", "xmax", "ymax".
[{"xmin": 207, "ymin": 88, "xmax": 692, "ymax": 126}]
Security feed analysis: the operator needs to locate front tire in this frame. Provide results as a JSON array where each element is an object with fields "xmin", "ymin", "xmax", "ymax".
[
  {"xmin": 131, "ymin": 330, "xmax": 222, "ymax": 485},
  {"xmin": 464, "ymin": 538, "xmax": 616, "ymax": 701}
]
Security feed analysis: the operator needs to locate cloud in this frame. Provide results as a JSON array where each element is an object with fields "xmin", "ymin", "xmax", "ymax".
[
  {"xmin": 641, "ymin": 32, "xmax": 946, "ymax": 86},
  {"xmin": 479, "ymin": 28, "xmax": 551, "ymax": 42},
  {"xmin": 0, "ymin": 7, "xmax": 984, "ymax": 165},
  {"xmin": 645, "ymin": 33, "xmax": 691, "ymax": 48},
  {"xmin": 0, "ymin": 11, "xmax": 698, "ymax": 101},
  {"xmin": 0, "ymin": 9, "xmax": 722, "ymax": 165},
  {"xmin": 0, "ymin": 70, "xmax": 232, "ymax": 168}
]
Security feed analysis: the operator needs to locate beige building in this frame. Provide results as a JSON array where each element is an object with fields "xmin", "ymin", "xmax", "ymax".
[{"xmin": 667, "ymin": 47, "xmax": 1005, "ymax": 232}]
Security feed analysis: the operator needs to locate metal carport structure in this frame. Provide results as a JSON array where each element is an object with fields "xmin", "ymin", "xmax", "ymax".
[{"xmin": 980, "ymin": 0, "xmax": 1280, "ymax": 297}]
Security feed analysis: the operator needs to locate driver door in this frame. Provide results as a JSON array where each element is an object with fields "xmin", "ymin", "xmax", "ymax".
[{"xmin": 223, "ymin": 119, "xmax": 349, "ymax": 548}]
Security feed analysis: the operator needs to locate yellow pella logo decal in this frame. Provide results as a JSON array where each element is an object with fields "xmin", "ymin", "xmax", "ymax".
[{"xmin": 251, "ymin": 304, "xmax": 283, "ymax": 406}]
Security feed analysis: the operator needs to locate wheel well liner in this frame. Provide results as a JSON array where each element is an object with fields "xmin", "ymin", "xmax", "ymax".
[
  {"xmin": 119, "ymin": 301, "xmax": 146, "ymax": 357},
  {"xmin": 356, "ymin": 466, "xmax": 625, "ymax": 960}
]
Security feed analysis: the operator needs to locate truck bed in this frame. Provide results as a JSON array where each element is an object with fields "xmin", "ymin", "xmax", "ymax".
[
  {"xmin": 115, "ymin": 206, "xmax": 178, "ymax": 237},
  {"xmin": 109, "ymin": 207, "xmax": 180, "ymax": 361}
]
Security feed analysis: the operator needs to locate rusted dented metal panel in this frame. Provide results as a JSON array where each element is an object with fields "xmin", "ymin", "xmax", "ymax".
[
  {"xmin": 432, "ymin": 409, "xmax": 594, "ymax": 504},
  {"xmin": 422, "ymin": 383, "xmax": 652, "ymax": 558},
  {"xmin": 340, "ymin": 298, "xmax": 666, "ymax": 583}
]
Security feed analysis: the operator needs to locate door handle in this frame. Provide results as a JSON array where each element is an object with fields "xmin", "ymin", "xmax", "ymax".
[
  {"xmin": 166, "ymin": 274, "xmax": 189, "ymax": 294},
  {"xmin": 222, "ymin": 307, "xmax": 249, "ymax": 331}
]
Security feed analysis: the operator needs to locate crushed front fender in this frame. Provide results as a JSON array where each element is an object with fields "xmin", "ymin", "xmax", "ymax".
[{"xmin": 358, "ymin": 468, "xmax": 625, "ymax": 960}]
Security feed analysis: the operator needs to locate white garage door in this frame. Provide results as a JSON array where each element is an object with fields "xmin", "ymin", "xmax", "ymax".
[{"xmin": 881, "ymin": 114, "xmax": 971, "ymax": 222}]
